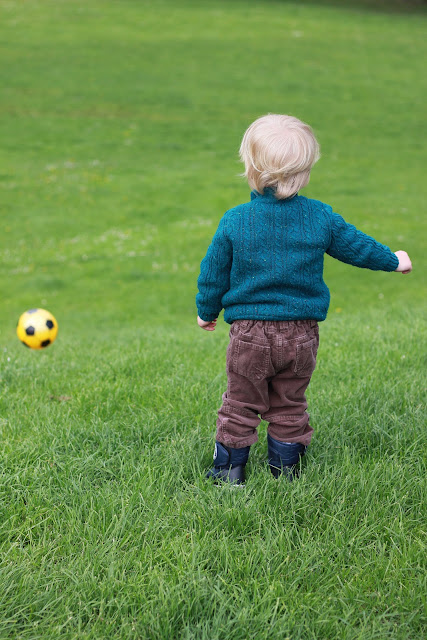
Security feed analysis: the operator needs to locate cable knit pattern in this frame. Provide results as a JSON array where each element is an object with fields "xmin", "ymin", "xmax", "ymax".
[{"xmin": 196, "ymin": 190, "xmax": 399, "ymax": 324}]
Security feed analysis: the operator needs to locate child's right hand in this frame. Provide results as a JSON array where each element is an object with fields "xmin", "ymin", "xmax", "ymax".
[
  {"xmin": 197, "ymin": 315, "xmax": 218, "ymax": 331},
  {"xmin": 394, "ymin": 251, "xmax": 412, "ymax": 274}
]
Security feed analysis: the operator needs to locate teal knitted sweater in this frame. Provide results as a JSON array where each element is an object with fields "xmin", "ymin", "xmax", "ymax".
[{"xmin": 196, "ymin": 189, "xmax": 399, "ymax": 324}]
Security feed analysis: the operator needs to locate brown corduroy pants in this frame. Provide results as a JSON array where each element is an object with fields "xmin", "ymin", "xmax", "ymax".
[{"xmin": 216, "ymin": 319, "xmax": 319, "ymax": 448}]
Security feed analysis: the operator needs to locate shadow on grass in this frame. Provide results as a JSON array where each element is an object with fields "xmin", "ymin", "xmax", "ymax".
[{"xmin": 231, "ymin": 0, "xmax": 427, "ymax": 14}]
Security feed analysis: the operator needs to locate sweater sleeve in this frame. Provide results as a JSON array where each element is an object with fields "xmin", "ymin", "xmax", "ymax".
[
  {"xmin": 196, "ymin": 215, "xmax": 233, "ymax": 322},
  {"xmin": 325, "ymin": 206, "xmax": 399, "ymax": 272}
]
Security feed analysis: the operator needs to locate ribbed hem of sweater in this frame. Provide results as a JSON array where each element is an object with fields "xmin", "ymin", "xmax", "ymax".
[{"xmin": 223, "ymin": 304, "xmax": 328, "ymax": 324}]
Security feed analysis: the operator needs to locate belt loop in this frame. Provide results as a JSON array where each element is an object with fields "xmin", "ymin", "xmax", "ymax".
[{"xmin": 264, "ymin": 323, "xmax": 272, "ymax": 336}]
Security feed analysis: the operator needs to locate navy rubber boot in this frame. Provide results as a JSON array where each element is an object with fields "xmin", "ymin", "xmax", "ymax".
[
  {"xmin": 206, "ymin": 441, "xmax": 250, "ymax": 485},
  {"xmin": 267, "ymin": 434, "xmax": 306, "ymax": 481}
]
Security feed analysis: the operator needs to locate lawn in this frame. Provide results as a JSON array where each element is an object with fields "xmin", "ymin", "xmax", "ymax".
[{"xmin": 0, "ymin": 1, "xmax": 426, "ymax": 638}]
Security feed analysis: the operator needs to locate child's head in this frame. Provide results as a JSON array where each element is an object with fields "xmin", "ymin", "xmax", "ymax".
[{"xmin": 239, "ymin": 114, "xmax": 320, "ymax": 200}]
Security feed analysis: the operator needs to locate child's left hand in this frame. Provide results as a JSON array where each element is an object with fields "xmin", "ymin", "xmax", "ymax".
[{"xmin": 197, "ymin": 316, "xmax": 217, "ymax": 331}]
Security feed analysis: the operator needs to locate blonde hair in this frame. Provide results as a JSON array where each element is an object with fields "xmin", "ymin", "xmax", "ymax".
[{"xmin": 239, "ymin": 114, "xmax": 320, "ymax": 200}]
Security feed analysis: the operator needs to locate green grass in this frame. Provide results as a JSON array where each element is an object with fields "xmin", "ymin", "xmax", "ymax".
[{"xmin": 0, "ymin": 1, "xmax": 426, "ymax": 638}]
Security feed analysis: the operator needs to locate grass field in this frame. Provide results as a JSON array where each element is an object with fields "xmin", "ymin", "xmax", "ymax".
[{"xmin": 1, "ymin": 1, "xmax": 426, "ymax": 638}]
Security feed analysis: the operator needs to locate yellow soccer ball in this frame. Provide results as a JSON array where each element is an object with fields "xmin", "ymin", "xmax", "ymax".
[{"xmin": 16, "ymin": 308, "xmax": 58, "ymax": 350}]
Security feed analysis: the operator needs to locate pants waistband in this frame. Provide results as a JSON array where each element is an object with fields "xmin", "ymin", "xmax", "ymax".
[{"xmin": 236, "ymin": 319, "xmax": 317, "ymax": 331}]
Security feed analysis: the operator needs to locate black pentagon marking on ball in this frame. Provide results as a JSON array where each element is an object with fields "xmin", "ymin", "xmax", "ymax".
[
  {"xmin": 21, "ymin": 340, "xmax": 31, "ymax": 348},
  {"xmin": 25, "ymin": 325, "xmax": 35, "ymax": 336},
  {"xmin": 41, "ymin": 339, "xmax": 51, "ymax": 348},
  {"xmin": 27, "ymin": 308, "xmax": 38, "ymax": 314},
  {"xmin": 46, "ymin": 320, "xmax": 54, "ymax": 329}
]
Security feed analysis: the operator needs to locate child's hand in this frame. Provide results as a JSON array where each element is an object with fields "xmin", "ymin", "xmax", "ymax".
[
  {"xmin": 197, "ymin": 315, "xmax": 218, "ymax": 331},
  {"xmin": 394, "ymin": 251, "xmax": 412, "ymax": 274}
]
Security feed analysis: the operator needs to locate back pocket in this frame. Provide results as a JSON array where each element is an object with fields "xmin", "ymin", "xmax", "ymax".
[
  {"xmin": 294, "ymin": 337, "xmax": 318, "ymax": 378},
  {"xmin": 230, "ymin": 339, "xmax": 273, "ymax": 381}
]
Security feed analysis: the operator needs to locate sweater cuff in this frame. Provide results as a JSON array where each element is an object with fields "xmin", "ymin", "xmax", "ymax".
[
  {"xmin": 197, "ymin": 310, "xmax": 219, "ymax": 322},
  {"xmin": 384, "ymin": 251, "xmax": 399, "ymax": 272}
]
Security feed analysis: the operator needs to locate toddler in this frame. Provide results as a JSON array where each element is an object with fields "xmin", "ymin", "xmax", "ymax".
[{"xmin": 196, "ymin": 114, "xmax": 412, "ymax": 484}]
